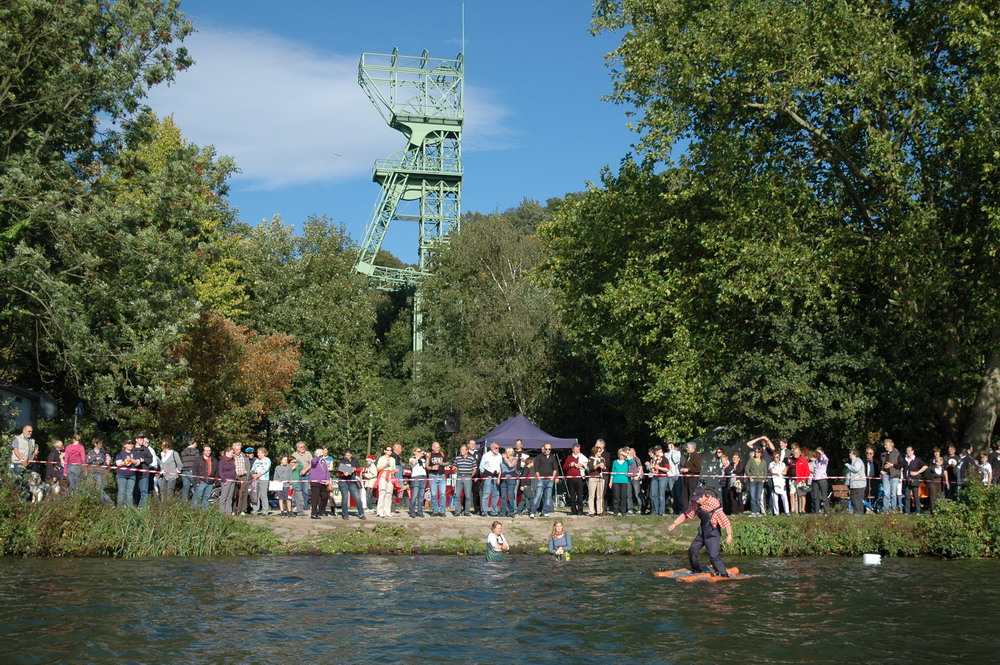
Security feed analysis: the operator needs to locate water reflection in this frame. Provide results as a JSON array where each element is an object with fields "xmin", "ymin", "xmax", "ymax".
[{"xmin": 0, "ymin": 555, "xmax": 997, "ymax": 664}]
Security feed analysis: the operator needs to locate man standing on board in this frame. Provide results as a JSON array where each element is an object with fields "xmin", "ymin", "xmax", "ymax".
[{"xmin": 668, "ymin": 487, "xmax": 733, "ymax": 577}]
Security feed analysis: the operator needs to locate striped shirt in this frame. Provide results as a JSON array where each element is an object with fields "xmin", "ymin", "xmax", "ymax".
[
  {"xmin": 684, "ymin": 496, "xmax": 731, "ymax": 530},
  {"xmin": 453, "ymin": 453, "xmax": 477, "ymax": 478}
]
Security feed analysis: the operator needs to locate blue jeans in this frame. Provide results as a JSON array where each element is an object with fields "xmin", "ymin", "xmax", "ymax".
[
  {"xmin": 481, "ymin": 477, "xmax": 499, "ymax": 515},
  {"xmin": 116, "ymin": 476, "xmax": 135, "ymax": 507},
  {"xmin": 179, "ymin": 471, "xmax": 195, "ymax": 502},
  {"xmin": 409, "ymin": 478, "xmax": 426, "ymax": 515},
  {"xmin": 666, "ymin": 476, "xmax": 682, "ymax": 514},
  {"xmin": 339, "ymin": 480, "xmax": 364, "ymax": 517},
  {"xmin": 748, "ymin": 481, "xmax": 764, "ymax": 514},
  {"xmin": 650, "ymin": 476, "xmax": 668, "ymax": 515},
  {"xmin": 193, "ymin": 481, "xmax": 214, "ymax": 510},
  {"xmin": 533, "ymin": 478, "xmax": 554, "ymax": 515},
  {"xmin": 137, "ymin": 472, "xmax": 151, "ymax": 507},
  {"xmin": 454, "ymin": 478, "xmax": 473, "ymax": 514},
  {"xmin": 428, "ymin": 475, "xmax": 446, "ymax": 514},
  {"xmin": 292, "ymin": 482, "xmax": 307, "ymax": 513},
  {"xmin": 882, "ymin": 474, "xmax": 901, "ymax": 512},
  {"xmin": 500, "ymin": 478, "xmax": 518, "ymax": 516},
  {"xmin": 67, "ymin": 464, "xmax": 84, "ymax": 492}
]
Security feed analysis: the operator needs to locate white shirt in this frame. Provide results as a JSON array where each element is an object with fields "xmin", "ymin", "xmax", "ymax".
[
  {"xmin": 479, "ymin": 450, "xmax": 503, "ymax": 475},
  {"xmin": 665, "ymin": 449, "xmax": 681, "ymax": 477},
  {"xmin": 487, "ymin": 532, "xmax": 507, "ymax": 550},
  {"xmin": 769, "ymin": 461, "xmax": 787, "ymax": 492}
]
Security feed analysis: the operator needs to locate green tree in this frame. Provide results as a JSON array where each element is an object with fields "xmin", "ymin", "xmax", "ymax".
[{"xmin": 557, "ymin": 0, "xmax": 1000, "ymax": 449}]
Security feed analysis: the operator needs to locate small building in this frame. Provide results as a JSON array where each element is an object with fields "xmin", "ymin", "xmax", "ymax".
[{"xmin": 0, "ymin": 384, "xmax": 58, "ymax": 432}]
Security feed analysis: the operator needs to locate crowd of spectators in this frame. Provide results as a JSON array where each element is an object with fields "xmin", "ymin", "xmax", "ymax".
[{"xmin": 7, "ymin": 424, "xmax": 1000, "ymax": 518}]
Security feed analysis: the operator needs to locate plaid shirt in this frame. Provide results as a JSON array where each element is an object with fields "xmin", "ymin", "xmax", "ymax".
[{"xmin": 684, "ymin": 496, "xmax": 731, "ymax": 530}]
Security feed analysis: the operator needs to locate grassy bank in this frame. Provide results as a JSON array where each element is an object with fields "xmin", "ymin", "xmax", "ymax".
[
  {"xmin": 3, "ymin": 479, "xmax": 997, "ymax": 559},
  {"xmin": 0, "ymin": 479, "xmax": 278, "ymax": 557}
]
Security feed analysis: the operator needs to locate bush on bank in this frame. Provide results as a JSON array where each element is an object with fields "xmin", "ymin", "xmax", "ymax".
[
  {"xmin": 731, "ymin": 483, "xmax": 1000, "ymax": 558},
  {"xmin": 0, "ymin": 479, "xmax": 279, "ymax": 557}
]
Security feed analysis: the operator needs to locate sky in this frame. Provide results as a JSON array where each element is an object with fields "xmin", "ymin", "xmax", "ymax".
[{"xmin": 145, "ymin": 0, "xmax": 636, "ymax": 262}]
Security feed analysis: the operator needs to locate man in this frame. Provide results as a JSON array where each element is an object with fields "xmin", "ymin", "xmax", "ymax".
[
  {"xmin": 533, "ymin": 443, "xmax": 559, "ymax": 518},
  {"xmin": 452, "ymin": 443, "xmax": 477, "ymax": 516},
  {"xmin": 679, "ymin": 442, "xmax": 702, "ymax": 507},
  {"xmin": 291, "ymin": 441, "xmax": 312, "ymax": 515},
  {"xmin": 863, "ymin": 446, "xmax": 879, "ymax": 508},
  {"xmin": 595, "ymin": 438, "xmax": 612, "ymax": 515},
  {"xmin": 956, "ymin": 445, "xmax": 974, "ymax": 497},
  {"xmin": 45, "ymin": 439, "xmax": 65, "ymax": 489},
  {"xmin": 192, "ymin": 445, "xmax": 218, "ymax": 511},
  {"xmin": 468, "ymin": 439, "xmax": 483, "ymax": 514},
  {"xmin": 426, "ymin": 441, "xmax": 449, "ymax": 517},
  {"xmin": 513, "ymin": 439, "xmax": 530, "ymax": 462},
  {"xmin": 648, "ymin": 446, "xmax": 669, "ymax": 516},
  {"xmin": 336, "ymin": 450, "xmax": 366, "ymax": 520},
  {"xmin": 880, "ymin": 438, "xmax": 903, "ymax": 512},
  {"xmin": 391, "ymin": 443, "xmax": 405, "ymax": 513},
  {"xmin": 179, "ymin": 438, "xmax": 201, "ymax": 503},
  {"xmin": 902, "ymin": 446, "xmax": 927, "ymax": 514},
  {"xmin": 990, "ymin": 441, "xmax": 1000, "ymax": 486},
  {"xmin": 232, "ymin": 442, "xmax": 252, "ymax": 515},
  {"xmin": 665, "ymin": 442, "xmax": 683, "ymax": 514},
  {"xmin": 10, "ymin": 424, "xmax": 37, "ymax": 476},
  {"xmin": 668, "ymin": 488, "xmax": 733, "ymax": 577},
  {"xmin": 132, "ymin": 434, "xmax": 154, "ymax": 507},
  {"xmin": 562, "ymin": 443, "xmax": 587, "ymax": 516},
  {"xmin": 479, "ymin": 441, "xmax": 503, "ymax": 516}
]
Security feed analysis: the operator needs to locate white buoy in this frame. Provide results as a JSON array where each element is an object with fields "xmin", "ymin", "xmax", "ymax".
[{"xmin": 863, "ymin": 553, "xmax": 881, "ymax": 565}]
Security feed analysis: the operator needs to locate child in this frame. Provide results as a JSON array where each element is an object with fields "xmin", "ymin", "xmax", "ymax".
[
  {"xmin": 769, "ymin": 456, "xmax": 789, "ymax": 515},
  {"xmin": 274, "ymin": 456, "xmax": 293, "ymax": 517},
  {"xmin": 486, "ymin": 521, "xmax": 510, "ymax": 562},
  {"xmin": 547, "ymin": 520, "xmax": 572, "ymax": 560}
]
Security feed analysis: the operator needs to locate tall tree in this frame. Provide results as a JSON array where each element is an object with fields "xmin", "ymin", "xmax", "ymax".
[{"xmin": 545, "ymin": 0, "xmax": 999, "ymax": 448}]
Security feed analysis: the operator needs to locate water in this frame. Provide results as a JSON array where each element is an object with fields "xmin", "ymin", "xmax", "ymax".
[{"xmin": 1, "ymin": 554, "xmax": 997, "ymax": 664}]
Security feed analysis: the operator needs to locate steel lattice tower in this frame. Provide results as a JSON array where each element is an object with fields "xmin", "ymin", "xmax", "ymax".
[{"xmin": 354, "ymin": 48, "xmax": 463, "ymax": 354}]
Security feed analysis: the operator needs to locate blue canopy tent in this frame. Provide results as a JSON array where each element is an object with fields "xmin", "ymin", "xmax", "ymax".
[{"xmin": 476, "ymin": 413, "xmax": 578, "ymax": 450}]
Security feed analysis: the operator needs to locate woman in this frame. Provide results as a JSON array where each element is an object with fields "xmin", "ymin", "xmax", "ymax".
[
  {"xmin": 768, "ymin": 455, "xmax": 789, "ymax": 515},
  {"xmin": 517, "ymin": 457, "xmax": 536, "ymax": 516},
  {"xmin": 925, "ymin": 447, "xmax": 949, "ymax": 513},
  {"xmin": 728, "ymin": 452, "xmax": 745, "ymax": 515},
  {"xmin": 587, "ymin": 445, "xmax": 607, "ymax": 516},
  {"xmin": 610, "ymin": 447, "xmax": 630, "ymax": 516},
  {"xmin": 649, "ymin": 447, "xmax": 670, "ymax": 516},
  {"xmin": 158, "ymin": 439, "xmax": 182, "ymax": 502},
  {"xmin": 547, "ymin": 520, "xmax": 572, "ymax": 561},
  {"xmin": 251, "ymin": 446, "xmax": 272, "ymax": 516},
  {"xmin": 192, "ymin": 445, "xmax": 218, "ymax": 511},
  {"xmin": 362, "ymin": 454, "xmax": 378, "ymax": 512},
  {"xmin": 486, "ymin": 521, "xmax": 510, "ymax": 562},
  {"xmin": 845, "ymin": 450, "xmax": 867, "ymax": 514},
  {"xmin": 626, "ymin": 448, "xmax": 643, "ymax": 514},
  {"xmin": 790, "ymin": 446, "xmax": 812, "ymax": 514},
  {"xmin": 810, "ymin": 447, "xmax": 830, "ymax": 514},
  {"xmin": 273, "ymin": 455, "xmax": 293, "ymax": 517},
  {"xmin": 719, "ymin": 454, "xmax": 732, "ymax": 514},
  {"xmin": 308, "ymin": 447, "xmax": 331, "ymax": 520},
  {"xmin": 745, "ymin": 447, "xmax": 767, "ymax": 516},
  {"xmin": 500, "ymin": 448, "xmax": 520, "ymax": 518},
  {"xmin": 86, "ymin": 437, "xmax": 112, "ymax": 500},
  {"xmin": 408, "ymin": 446, "xmax": 427, "ymax": 517},
  {"xmin": 217, "ymin": 448, "xmax": 237, "ymax": 516},
  {"xmin": 375, "ymin": 446, "xmax": 397, "ymax": 517}
]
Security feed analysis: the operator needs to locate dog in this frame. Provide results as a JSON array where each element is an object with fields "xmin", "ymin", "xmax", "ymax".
[{"xmin": 25, "ymin": 471, "xmax": 48, "ymax": 503}]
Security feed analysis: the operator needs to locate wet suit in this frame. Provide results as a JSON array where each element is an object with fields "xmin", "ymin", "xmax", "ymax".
[{"xmin": 669, "ymin": 492, "xmax": 732, "ymax": 576}]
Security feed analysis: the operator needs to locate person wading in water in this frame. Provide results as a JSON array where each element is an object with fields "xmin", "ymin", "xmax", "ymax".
[{"xmin": 667, "ymin": 488, "xmax": 733, "ymax": 577}]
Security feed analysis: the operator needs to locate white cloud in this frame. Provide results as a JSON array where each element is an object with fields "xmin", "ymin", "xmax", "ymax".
[{"xmin": 145, "ymin": 28, "xmax": 513, "ymax": 190}]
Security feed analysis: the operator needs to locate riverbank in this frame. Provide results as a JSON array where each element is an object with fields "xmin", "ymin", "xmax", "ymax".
[{"xmin": 2, "ymin": 480, "xmax": 997, "ymax": 558}]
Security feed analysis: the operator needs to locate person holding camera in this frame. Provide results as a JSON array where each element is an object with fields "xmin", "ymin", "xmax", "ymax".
[{"xmin": 408, "ymin": 447, "xmax": 428, "ymax": 517}]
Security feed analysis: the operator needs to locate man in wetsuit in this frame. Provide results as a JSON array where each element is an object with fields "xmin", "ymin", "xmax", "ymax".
[{"xmin": 667, "ymin": 488, "xmax": 733, "ymax": 577}]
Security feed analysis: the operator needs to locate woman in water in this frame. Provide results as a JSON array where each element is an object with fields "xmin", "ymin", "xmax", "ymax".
[
  {"xmin": 547, "ymin": 520, "xmax": 572, "ymax": 560},
  {"xmin": 486, "ymin": 521, "xmax": 510, "ymax": 562}
]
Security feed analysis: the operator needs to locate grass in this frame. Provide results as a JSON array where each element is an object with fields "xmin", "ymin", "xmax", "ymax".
[{"xmin": 0, "ymin": 477, "xmax": 279, "ymax": 558}]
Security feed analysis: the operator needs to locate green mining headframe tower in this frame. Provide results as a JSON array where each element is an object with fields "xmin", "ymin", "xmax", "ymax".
[{"xmin": 354, "ymin": 48, "xmax": 464, "ymax": 353}]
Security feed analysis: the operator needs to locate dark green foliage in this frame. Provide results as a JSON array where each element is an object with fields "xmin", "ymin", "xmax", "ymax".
[{"xmin": 0, "ymin": 478, "xmax": 278, "ymax": 557}]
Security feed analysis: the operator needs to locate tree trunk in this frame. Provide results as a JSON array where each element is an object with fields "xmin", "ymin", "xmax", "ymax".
[{"xmin": 964, "ymin": 334, "xmax": 1000, "ymax": 452}]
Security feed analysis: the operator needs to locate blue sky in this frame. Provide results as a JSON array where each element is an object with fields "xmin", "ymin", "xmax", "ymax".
[{"xmin": 146, "ymin": 1, "xmax": 635, "ymax": 262}]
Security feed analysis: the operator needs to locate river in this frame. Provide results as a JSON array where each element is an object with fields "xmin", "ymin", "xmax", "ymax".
[{"xmin": 1, "ymin": 554, "xmax": 997, "ymax": 664}]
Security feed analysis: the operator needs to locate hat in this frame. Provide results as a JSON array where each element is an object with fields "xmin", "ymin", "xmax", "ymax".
[
  {"xmin": 244, "ymin": 446, "xmax": 254, "ymax": 453},
  {"xmin": 690, "ymin": 488, "xmax": 708, "ymax": 503},
  {"xmin": 366, "ymin": 455, "xmax": 375, "ymax": 461},
  {"xmin": 652, "ymin": 445, "xmax": 663, "ymax": 452},
  {"xmin": 135, "ymin": 433, "xmax": 147, "ymax": 440}
]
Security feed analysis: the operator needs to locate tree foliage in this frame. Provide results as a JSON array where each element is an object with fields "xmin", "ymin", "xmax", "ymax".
[{"xmin": 540, "ymin": 0, "xmax": 1000, "ymax": 451}]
